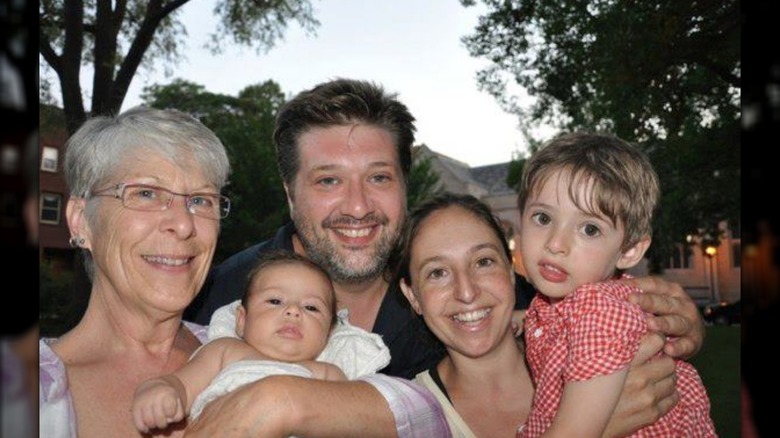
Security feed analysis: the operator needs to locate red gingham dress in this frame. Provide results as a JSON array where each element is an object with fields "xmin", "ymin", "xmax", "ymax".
[{"xmin": 519, "ymin": 279, "xmax": 716, "ymax": 437}]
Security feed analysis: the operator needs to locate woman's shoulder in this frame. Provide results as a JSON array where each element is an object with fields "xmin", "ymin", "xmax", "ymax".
[{"xmin": 39, "ymin": 338, "xmax": 68, "ymax": 403}]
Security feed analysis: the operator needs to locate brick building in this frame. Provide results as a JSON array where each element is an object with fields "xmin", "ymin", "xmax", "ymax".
[{"xmin": 39, "ymin": 105, "xmax": 74, "ymax": 271}]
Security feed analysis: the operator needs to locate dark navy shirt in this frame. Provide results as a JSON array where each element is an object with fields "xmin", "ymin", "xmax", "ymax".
[{"xmin": 185, "ymin": 221, "xmax": 536, "ymax": 379}]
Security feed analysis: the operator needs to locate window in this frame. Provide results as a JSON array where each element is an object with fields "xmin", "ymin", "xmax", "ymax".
[
  {"xmin": 40, "ymin": 192, "xmax": 62, "ymax": 224},
  {"xmin": 41, "ymin": 146, "xmax": 59, "ymax": 172},
  {"xmin": 728, "ymin": 220, "xmax": 741, "ymax": 239},
  {"xmin": 732, "ymin": 243, "xmax": 741, "ymax": 268},
  {"xmin": 664, "ymin": 244, "xmax": 692, "ymax": 270}
]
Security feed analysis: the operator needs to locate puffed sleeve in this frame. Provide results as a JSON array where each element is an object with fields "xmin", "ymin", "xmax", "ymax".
[
  {"xmin": 360, "ymin": 374, "xmax": 451, "ymax": 437},
  {"xmin": 564, "ymin": 283, "xmax": 647, "ymax": 382}
]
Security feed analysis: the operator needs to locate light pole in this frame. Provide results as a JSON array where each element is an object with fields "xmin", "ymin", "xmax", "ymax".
[{"xmin": 705, "ymin": 246, "xmax": 719, "ymax": 303}]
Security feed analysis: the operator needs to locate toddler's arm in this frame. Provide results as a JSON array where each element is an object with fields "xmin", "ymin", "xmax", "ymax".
[{"xmin": 541, "ymin": 369, "xmax": 628, "ymax": 438}]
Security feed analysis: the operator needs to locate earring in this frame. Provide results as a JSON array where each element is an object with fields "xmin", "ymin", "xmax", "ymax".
[{"xmin": 69, "ymin": 236, "xmax": 86, "ymax": 248}]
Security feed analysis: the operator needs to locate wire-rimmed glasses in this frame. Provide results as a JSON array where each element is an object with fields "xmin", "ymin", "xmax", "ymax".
[{"xmin": 91, "ymin": 183, "xmax": 231, "ymax": 220}]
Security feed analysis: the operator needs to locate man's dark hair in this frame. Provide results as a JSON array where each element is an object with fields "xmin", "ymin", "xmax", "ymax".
[{"xmin": 273, "ymin": 78, "xmax": 416, "ymax": 196}]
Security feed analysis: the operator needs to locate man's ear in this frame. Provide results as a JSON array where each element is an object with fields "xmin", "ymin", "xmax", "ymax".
[
  {"xmin": 235, "ymin": 305, "xmax": 246, "ymax": 337},
  {"xmin": 66, "ymin": 197, "xmax": 93, "ymax": 250},
  {"xmin": 616, "ymin": 237, "xmax": 652, "ymax": 270},
  {"xmin": 399, "ymin": 280, "xmax": 423, "ymax": 315}
]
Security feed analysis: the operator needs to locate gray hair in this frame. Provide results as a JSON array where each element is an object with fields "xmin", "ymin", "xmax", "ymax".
[
  {"xmin": 64, "ymin": 106, "xmax": 230, "ymax": 198},
  {"xmin": 64, "ymin": 106, "xmax": 230, "ymax": 279}
]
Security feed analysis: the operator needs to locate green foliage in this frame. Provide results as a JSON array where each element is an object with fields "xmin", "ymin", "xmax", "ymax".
[
  {"xmin": 461, "ymin": 0, "xmax": 740, "ymax": 267},
  {"xmin": 504, "ymin": 157, "xmax": 525, "ymax": 192},
  {"xmin": 407, "ymin": 154, "xmax": 443, "ymax": 210},
  {"xmin": 40, "ymin": 0, "xmax": 318, "ymax": 132},
  {"xmin": 40, "ymin": 261, "xmax": 75, "ymax": 338},
  {"xmin": 689, "ymin": 326, "xmax": 740, "ymax": 438},
  {"xmin": 142, "ymin": 79, "xmax": 288, "ymax": 263}
]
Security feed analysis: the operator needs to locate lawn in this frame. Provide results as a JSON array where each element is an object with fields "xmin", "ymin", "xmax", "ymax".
[{"xmin": 689, "ymin": 325, "xmax": 740, "ymax": 438}]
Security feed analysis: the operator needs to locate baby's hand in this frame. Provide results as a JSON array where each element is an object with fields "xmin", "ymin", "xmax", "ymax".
[{"xmin": 131, "ymin": 378, "xmax": 186, "ymax": 433}]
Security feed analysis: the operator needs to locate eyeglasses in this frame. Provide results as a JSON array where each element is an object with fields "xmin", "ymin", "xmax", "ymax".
[{"xmin": 91, "ymin": 183, "xmax": 231, "ymax": 220}]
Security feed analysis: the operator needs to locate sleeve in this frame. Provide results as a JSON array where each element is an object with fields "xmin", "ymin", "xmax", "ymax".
[
  {"xmin": 564, "ymin": 284, "xmax": 647, "ymax": 382},
  {"xmin": 359, "ymin": 374, "xmax": 451, "ymax": 438}
]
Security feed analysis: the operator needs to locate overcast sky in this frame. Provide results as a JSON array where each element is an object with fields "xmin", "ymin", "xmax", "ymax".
[{"xmin": 120, "ymin": 0, "xmax": 534, "ymax": 167}]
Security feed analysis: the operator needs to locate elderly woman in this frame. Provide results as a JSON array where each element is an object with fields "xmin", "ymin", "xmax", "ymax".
[
  {"xmin": 39, "ymin": 107, "xmax": 448, "ymax": 437},
  {"xmin": 393, "ymin": 194, "xmax": 686, "ymax": 437}
]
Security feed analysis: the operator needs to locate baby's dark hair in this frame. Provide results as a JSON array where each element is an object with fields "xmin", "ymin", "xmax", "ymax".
[{"xmin": 243, "ymin": 249, "xmax": 338, "ymax": 325}]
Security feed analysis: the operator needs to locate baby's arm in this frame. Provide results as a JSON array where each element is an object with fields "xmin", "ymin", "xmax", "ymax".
[
  {"xmin": 131, "ymin": 374, "xmax": 188, "ymax": 433},
  {"xmin": 541, "ymin": 368, "xmax": 628, "ymax": 438},
  {"xmin": 131, "ymin": 338, "xmax": 248, "ymax": 432},
  {"xmin": 300, "ymin": 360, "xmax": 347, "ymax": 381}
]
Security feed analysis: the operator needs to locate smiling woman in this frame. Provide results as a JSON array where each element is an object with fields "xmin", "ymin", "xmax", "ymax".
[{"xmin": 39, "ymin": 106, "xmax": 231, "ymax": 437}]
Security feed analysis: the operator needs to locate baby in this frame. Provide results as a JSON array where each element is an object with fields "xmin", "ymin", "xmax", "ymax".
[{"xmin": 132, "ymin": 249, "xmax": 345, "ymax": 432}]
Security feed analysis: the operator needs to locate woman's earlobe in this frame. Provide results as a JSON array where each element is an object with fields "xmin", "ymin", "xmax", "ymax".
[{"xmin": 399, "ymin": 280, "xmax": 423, "ymax": 315}]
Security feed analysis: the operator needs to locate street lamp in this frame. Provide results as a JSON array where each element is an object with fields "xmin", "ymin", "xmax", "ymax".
[{"xmin": 704, "ymin": 246, "xmax": 719, "ymax": 303}]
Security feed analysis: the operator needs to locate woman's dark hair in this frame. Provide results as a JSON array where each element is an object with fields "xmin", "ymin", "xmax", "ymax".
[{"xmin": 390, "ymin": 193, "xmax": 512, "ymax": 288}]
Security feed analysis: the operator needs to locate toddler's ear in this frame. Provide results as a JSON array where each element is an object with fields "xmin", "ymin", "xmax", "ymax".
[{"xmin": 616, "ymin": 237, "xmax": 651, "ymax": 270}]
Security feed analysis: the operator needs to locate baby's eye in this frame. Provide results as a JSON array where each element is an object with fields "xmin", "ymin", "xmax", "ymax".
[
  {"xmin": 267, "ymin": 298, "xmax": 282, "ymax": 305},
  {"xmin": 583, "ymin": 223, "xmax": 601, "ymax": 237},
  {"xmin": 531, "ymin": 212, "xmax": 551, "ymax": 225},
  {"xmin": 304, "ymin": 305, "xmax": 320, "ymax": 312}
]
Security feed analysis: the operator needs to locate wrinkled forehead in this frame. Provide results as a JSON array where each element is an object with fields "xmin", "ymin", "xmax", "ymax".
[{"xmin": 98, "ymin": 144, "xmax": 205, "ymax": 186}]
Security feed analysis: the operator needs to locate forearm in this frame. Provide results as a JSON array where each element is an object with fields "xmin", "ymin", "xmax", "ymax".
[
  {"xmin": 186, "ymin": 374, "xmax": 449, "ymax": 438},
  {"xmin": 601, "ymin": 335, "xmax": 678, "ymax": 437},
  {"xmin": 289, "ymin": 378, "xmax": 397, "ymax": 437},
  {"xmin": 291, "ymin": 374, "xmax": 448, "ymax": 437}
]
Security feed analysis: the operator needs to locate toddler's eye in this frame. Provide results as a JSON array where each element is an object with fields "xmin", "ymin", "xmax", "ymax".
[
  {"xmin": 532, "ymin": 212, "xmax": 551, "ymax": 225},
  {"xmin": 583, "ymin": 224, "xmax": 601, "ymax": 237}
]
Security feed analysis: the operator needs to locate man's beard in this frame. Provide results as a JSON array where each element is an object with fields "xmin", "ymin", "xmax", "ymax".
[{"xmin": 292, "ymin": 211, "xmax": 399, "ymax": 284}]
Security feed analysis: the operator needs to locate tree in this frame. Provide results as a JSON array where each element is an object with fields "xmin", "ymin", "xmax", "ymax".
[
  {"xmin": 407, "ymin": 151, "xmax": 443, "ymax": 210},
  {"xmin": 142, "ymin": 79, "xmax": 287, "ymax": 263},
  {"xmin": 39, "ymin": 0, "xmax": 318, "ymax": 134},
  {"xmin": 461, "ymin": 0, "xmax": 740, "ymax": 271}
]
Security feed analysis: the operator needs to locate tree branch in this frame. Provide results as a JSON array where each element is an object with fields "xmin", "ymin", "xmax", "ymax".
[
  {"xmin": 106, "ymin": 0, "xmax": 192, "ymax": 112},
  {"xmin": 39, "ymin": 39, "xmax": 61, "ymax": 74}
]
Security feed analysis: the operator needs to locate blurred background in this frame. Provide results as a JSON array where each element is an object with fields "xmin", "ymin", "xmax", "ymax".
[
  {"xmin": 741, "ymin": 2, "xmax": 778, "ymax": 437},
  {"xmin": 1, "ymin": 0, "xmax": 38, "ymax": 437}
]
